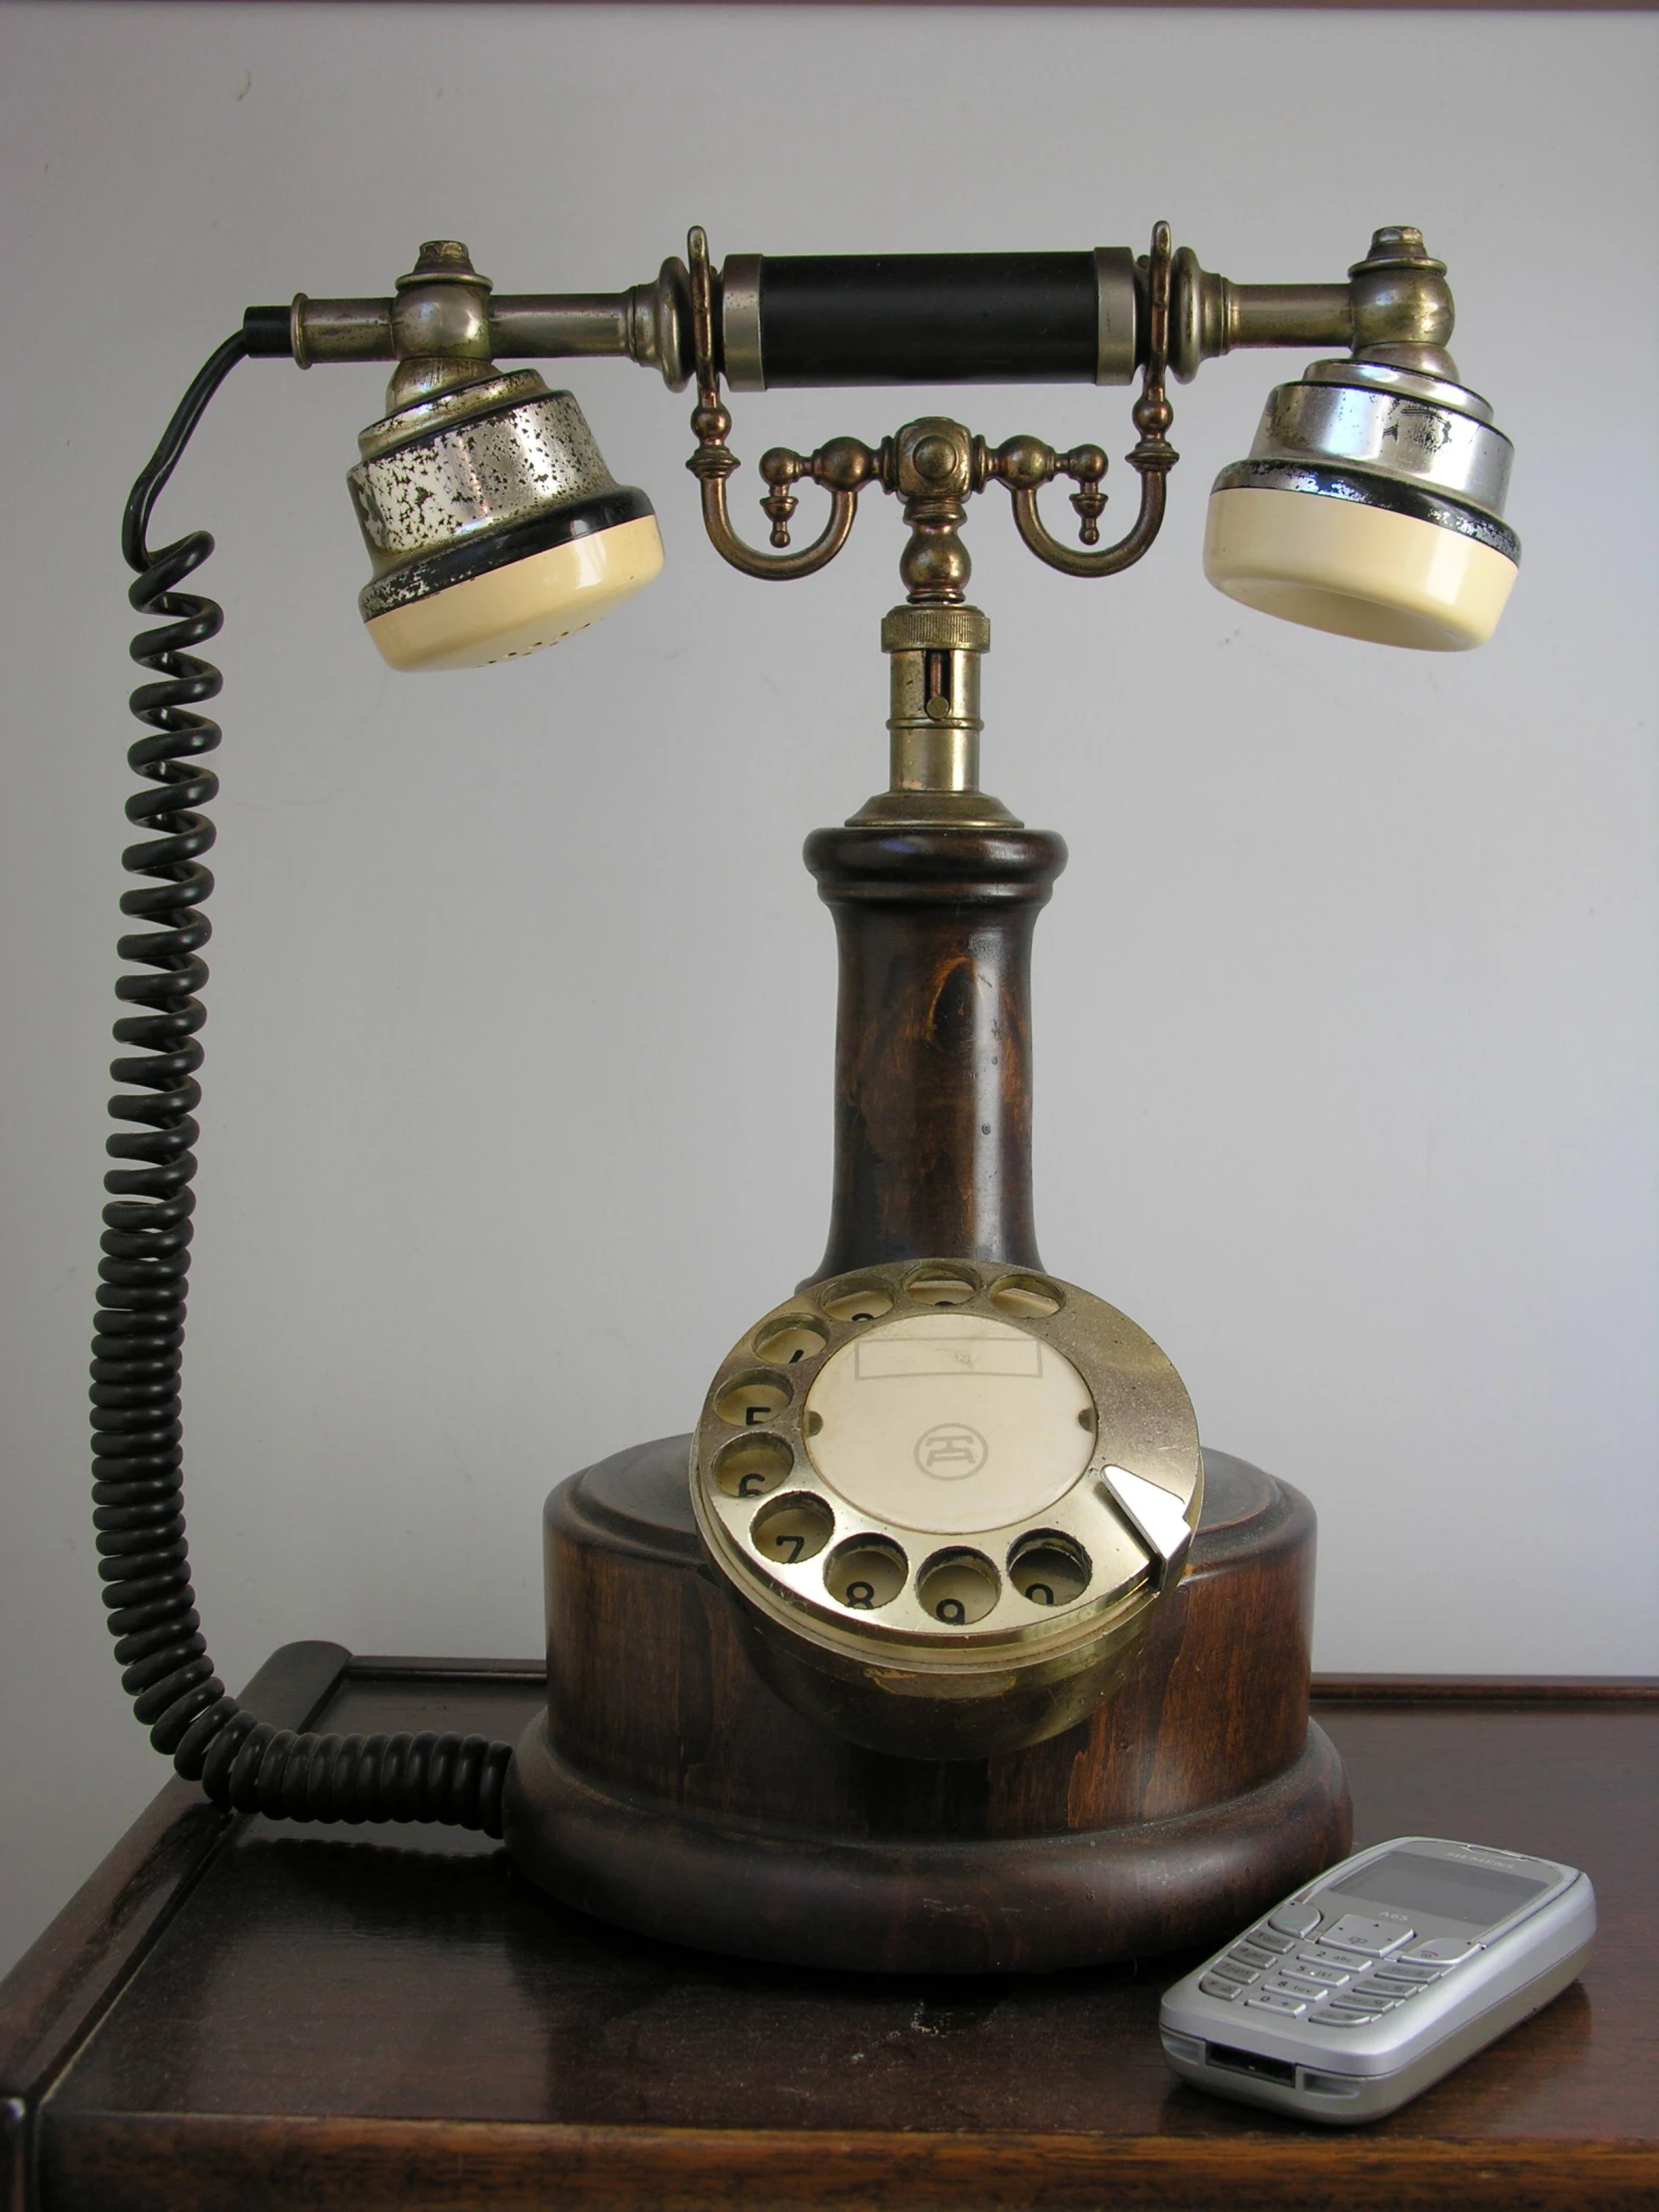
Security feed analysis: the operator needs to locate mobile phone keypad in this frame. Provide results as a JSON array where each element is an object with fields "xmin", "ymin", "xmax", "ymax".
[
  {"xmin": 1196, "ymin": 1915, "xmax": 1456, "ymax": 2027},
  {"xmin": 1243, "ymin": 1928, "xmax": 1296, "ymax": 1953},
  {"xmin": 1299, "ymin": 1941, "xmax": 1370, "ymax": 1971}
]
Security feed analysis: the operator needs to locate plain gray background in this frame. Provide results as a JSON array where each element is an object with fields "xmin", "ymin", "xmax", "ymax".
[{"xmin": 2, "ymin": 3, "xmax": 1655, "ymax": 1980}]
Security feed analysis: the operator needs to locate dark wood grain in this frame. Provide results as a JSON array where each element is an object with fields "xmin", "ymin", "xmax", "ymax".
[
  {"xmin": 1, "ymin": 1666, "xmax": 1652, "ymax": 2211},
  {"xmin": 805, "ymin": 823, "xmax": 1065, "ymax": 1281}
]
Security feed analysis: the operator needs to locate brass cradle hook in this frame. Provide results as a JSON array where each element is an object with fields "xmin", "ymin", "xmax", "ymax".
[
  {"xmin": 985, "ymin": 221, "xmax": 1179, "ymax": 577},
  {"xmin": 685, "ymin": 227, "xmax": 880, "ymax": 580}
]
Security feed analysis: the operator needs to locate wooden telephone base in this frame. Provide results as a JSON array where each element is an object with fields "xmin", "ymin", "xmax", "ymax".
[
  {"xmin": 507, "ymin": 1435, "xmax": 1349, "ymax": 1973},
  {"xmin": 506, "ymin": 815, "xmax": 1351, "ymax": 1971}
]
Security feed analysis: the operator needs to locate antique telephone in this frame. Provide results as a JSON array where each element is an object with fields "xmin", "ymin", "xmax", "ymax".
[{"xmin": 98, "ymin": 221, "xmax": 1516, "ymax": 1969}]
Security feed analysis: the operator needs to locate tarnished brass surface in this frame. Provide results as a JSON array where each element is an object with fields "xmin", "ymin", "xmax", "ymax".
[
  {"xmin": 285, "ymin": 221, "xmax": 1466, "ymax": 403},
  {"xmin": 1168, "ymin": 226, "xmax": 1459, "ymax": 384}
]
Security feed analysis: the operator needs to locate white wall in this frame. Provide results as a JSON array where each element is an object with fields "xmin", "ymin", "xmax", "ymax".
[{"xmin": 2, "ymin": 3, "xmax": 1654, "ymax": 1979}]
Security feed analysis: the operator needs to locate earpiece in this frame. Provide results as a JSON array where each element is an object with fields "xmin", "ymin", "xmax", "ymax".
[
  {"xmin": 348, "ymin": 367, "xmax": 662, "ymax": 671},
  {"xmin": 1204, "ymin": 357, "xmax": 1518, "ymax": 652}
]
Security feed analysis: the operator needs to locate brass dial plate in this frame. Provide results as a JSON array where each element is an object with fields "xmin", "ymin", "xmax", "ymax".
[{"xmin": 691, "ymin": 1259, "xmax": 1202, "ymax": 1679}]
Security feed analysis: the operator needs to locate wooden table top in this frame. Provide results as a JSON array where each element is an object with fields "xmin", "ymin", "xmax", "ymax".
[{"xmin": 2, "ymin": 1645, "xmax": 1654, "ymax": 2211}]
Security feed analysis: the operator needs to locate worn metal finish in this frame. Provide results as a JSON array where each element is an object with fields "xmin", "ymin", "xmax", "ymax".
[
  {"xmin": 884, "ymin": 602, "xmax": 985, "ymax": 796},
  {"xmin": 390, "ymin": 242, "xmax": 493, "ymax": 362},
  {"xmin": 720, "ymin": 254, "xmax": 765, "ymax": 391},
  {"xmin": 852, "ymin": 604, "xmax": 1012, "ymax": 829},
  {"xmin": 288, "ymin": 293, "xmax": 393, "ymax": 369},
  {"xmin": 1167, "ymin": 227, "xmax": 1457, "ymax": 383},
  {"xmin": 690, "ymin": 1259, "xmax": 1202, "ymax": 1760},
  {"xmin": 346, "ymin": 369, "xmax": 635, "ymax": 620},
  {"xmin": 292, "ymin": 255, "xmax": 692, "ymax": 384},
  {"xmin": 1247, "ymin": 361, "xmax": 1513, "ymax": 519},
  {"xmin": 1093, "ymin": 246, "xmax": 1139, "ymax": 383},
  {"xmin": 1347, "ymin": 225, "xmax": 1457, "ymax": 376},
  {"xmin": 488, "ymin": 259, "xmax": 693, "ymax": 386},
  {"xmin": 380, "ymin": 241, "xmax": 498, "ymax": 410},
  {"xmin": 282, "ymin": 221, "xmax": 1469, "ymax": 398},
  {"xmin": 1169, "ymin": 248, "xmax": 1353, "ymax": 381}
]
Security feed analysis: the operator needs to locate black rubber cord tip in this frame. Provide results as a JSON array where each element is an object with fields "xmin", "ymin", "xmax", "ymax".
[{"xmin": 241, "ymin": 304, "xmax": 294, "ymax": 358}]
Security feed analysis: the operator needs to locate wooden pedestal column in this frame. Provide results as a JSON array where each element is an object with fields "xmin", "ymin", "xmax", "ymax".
[{"xmin": 505, "ymin": 815, "xmax": 1351, "ymax": 1970}]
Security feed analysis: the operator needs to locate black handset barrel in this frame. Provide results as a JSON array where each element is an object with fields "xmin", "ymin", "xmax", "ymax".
[{"xmin": 746, "ymin": 254, "xmax": 1112, "ymax": 387}]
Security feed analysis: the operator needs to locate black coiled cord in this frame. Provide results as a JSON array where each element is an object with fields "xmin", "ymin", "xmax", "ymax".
[{"xmin": 93, "ymin": 331, "xmax": 513, "ymax": 1837}]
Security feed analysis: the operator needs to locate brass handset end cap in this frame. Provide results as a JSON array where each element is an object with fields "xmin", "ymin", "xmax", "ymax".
[{"xmin": 880, "ymin": 605, "xmax": 991, "ymax": 656}]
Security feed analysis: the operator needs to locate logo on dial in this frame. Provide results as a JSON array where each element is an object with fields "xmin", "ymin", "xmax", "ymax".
[{"xmin": 914, "ymin": 1422, "xmax": 988, "ymax": 1478}]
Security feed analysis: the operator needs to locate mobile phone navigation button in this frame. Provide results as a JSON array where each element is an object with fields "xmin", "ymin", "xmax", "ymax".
[
  {"xmin": 1268, "ymin": 1906, "xmax": 1322, "ymax": 1937},
  {"xmin": 1400, "ymin": 1936, "xmax": 1479, "ymax": 1965},
  {"xmin": 1324, "ymin": 1914, "xmax": 1415, "ymax": 1954}
]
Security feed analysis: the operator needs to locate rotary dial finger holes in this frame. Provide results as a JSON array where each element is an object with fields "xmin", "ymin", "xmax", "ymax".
[{"xmin": 691, "ymin": 1259, "xmax": 1201, "ymax": 1658}]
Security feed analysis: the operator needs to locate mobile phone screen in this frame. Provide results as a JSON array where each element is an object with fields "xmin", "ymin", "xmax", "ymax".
[{"xmin": 1337, "ymin": 1850, "xmax": 1548, "ymax": 1930}]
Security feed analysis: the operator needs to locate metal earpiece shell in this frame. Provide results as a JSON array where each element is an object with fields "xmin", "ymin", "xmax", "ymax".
[
  {"xmin": 1205, "ymin": 359, "xmax": 1519, "ymax": 650},
  {"xmin": 347, "ymin": 369, "xmax": 662, "ymax": 671}
]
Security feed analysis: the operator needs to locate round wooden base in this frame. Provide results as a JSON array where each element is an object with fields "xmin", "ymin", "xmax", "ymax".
[{"xmin": 505, "ymin": 1436, "xmax": 1352, "ymax": 1974}]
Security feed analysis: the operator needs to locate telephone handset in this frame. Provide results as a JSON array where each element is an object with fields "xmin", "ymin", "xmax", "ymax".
[{"xmin": 691, "ymin": 1259, "xmax": 1200, "ymax": 1758}]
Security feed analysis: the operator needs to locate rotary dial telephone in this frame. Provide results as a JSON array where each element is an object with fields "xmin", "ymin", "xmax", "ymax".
[{"xmin": 87, "ymin": 216, "xmax": 1511, "ymax": 1966}]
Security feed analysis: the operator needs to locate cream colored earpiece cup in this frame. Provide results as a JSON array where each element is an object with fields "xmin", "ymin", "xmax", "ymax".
[
  {"xmin": 1204, "ymin": 486, "xmax": 1515, "ymax": 651},
  {"xmin": 365, "ymin": 513, "xmax": 664, "ymax": 673}
]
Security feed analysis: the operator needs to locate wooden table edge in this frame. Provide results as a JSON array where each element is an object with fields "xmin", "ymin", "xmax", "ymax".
[{"xmin": 35, "ymin": 2113, "xmax": 1659, "ymax": 2212}]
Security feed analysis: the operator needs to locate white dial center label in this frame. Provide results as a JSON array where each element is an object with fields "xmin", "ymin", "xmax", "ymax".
[{"xmin": 803, "ymin": 1313, "xmax": 1095, "ymax": 1535}]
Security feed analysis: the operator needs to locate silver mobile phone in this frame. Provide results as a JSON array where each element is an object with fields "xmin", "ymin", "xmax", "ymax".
[{"xmin": 1159, "ymin": 1835, "xmax": 1594, "ymax": 2124}]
